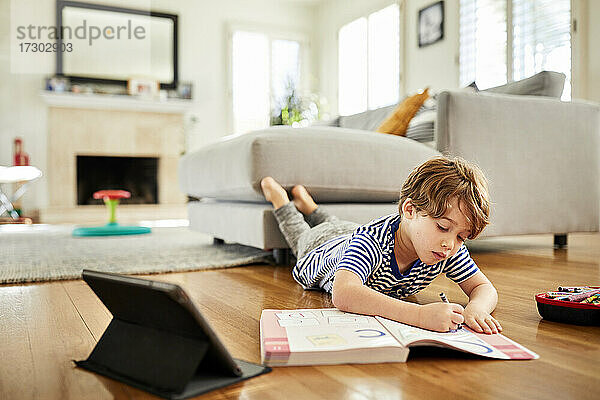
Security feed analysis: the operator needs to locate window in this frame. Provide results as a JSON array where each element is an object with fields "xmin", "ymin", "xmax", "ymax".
[
  {"xmin": 271, "ymin": 40, "xmax": 301, "ymax": 119},
  {"xmin": 338, "ymin": 18, "xmax": 368, "ymax": 116},
  {"xmin": 460, "ymin": 0, "xmax": 571, "ymax": 99},
  {"xmin": 232, "ymin": 31, "xmax": 270, "ymax": 135},
  {"xmin": 338, "ymin": 4, "xmax": 399, "ymax": 116},
  {"xmin": 512, "ymin": 0, "xmax": 571, "ymax": 99},
  {"xmin": 231, "ymin": 30, "xmax": 302, "ymax": 134},
  {"xmin": 459, "ymin": 0, "xmax": 507, "ymax": 89}
]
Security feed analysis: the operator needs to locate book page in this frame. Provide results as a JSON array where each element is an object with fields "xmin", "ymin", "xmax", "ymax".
[
  {"xmin": 262, "ymin": 309, "xmax": 403, "ymax": 354},
  {"xmin": 376, "ymin": 317, "xmax": 538, "ymax": 360}
]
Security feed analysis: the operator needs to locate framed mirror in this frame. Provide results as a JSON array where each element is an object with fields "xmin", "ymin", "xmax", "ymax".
[{"xmin": 56, "ymin": 1, "xmax": 178, "ymax": 89}]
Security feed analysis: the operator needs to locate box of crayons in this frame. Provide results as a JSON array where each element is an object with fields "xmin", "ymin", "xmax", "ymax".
[{"xmin": 535, "ymin": 286, "xmax": 600, "ymax": 326}]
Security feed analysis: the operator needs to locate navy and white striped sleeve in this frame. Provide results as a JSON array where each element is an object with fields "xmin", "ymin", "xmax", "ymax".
[
  {"xmin": 443, "ymin": 245, "xmax": 479, "ymax": 283},
  {"xmin": 335, "ymin": 233, "xmax": 382, "ymax": 283}
]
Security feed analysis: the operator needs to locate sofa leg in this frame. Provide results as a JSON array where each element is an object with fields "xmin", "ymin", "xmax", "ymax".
[
  {"xmin": 213, "ymin": 238, "xmax": 225, "ymax": 245},
  {"xmin": 554, "ymin": 234, "xmax": 567, "ymax": 249},
  {"xmin": 273, "ymin": 248, "xmax": 292, "ymax": 265}
]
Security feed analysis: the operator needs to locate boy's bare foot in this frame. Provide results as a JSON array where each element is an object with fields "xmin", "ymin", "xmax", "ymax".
[
  {"xmin": 291, "ymin": 185, "xmax": 318, "ymax": 215},
  {"xmin": 260, "ymin": 177, "xmax": 290, "ymax": 210}
]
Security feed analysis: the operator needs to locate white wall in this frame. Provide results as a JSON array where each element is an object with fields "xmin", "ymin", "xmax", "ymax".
[
  {"xmin": 0, "ymin": 0, "xmax": 52, "ymax": 211},
  {"xmin": 403, "ymin": 0, "xmax": 460, "ymax": 94},
  {"xmin": 0, "ymin": 0, "xmax": 318, "ymax": 212}
]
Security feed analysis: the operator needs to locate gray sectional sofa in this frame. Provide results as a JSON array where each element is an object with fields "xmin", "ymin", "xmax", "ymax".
[{"xmin": 179, "ymin": 72, "xmax": 600, "ymax": 262}]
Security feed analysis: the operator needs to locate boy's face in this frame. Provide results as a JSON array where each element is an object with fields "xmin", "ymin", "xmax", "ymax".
[{"xmin": 403, "ymin": 197, "xmax": 472, "ymax": 265}]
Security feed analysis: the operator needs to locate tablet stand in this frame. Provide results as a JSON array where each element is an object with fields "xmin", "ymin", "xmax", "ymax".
[{"xmin": 75, "ymin": 270, "xmax": 270, "ymax": 400}]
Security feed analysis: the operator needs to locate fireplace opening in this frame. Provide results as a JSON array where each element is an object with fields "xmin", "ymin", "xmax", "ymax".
[{"xmin": 77, "ymin": 156, "xmax": 158, "ymax": 205}]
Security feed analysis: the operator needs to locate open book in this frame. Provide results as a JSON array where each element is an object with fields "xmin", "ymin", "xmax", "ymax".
[{"xmin": 260, "ymin": 308, "xmax": 538, "ymax": 366}]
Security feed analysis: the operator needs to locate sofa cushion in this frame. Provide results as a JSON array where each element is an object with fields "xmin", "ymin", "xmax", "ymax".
[
  {"xmin": 405, "ymin": 96, "xmax": 437, "ymax": 146},
  {"xmin": 483, "ymin": 70, "xmax": 565, "ymax": 98},
  {"xmin": 338, "ymin": 104, "xmax": 397, "ymax": 130},
  {"xmin": 376, "ymin": 89, "xmax": 430, "ymax": 136},
  {"xmin": 179, "ymin": 126, "xmax": 441, "ymax": 202}
]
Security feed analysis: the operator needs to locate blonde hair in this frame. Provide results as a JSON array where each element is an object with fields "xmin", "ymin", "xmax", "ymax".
[{"xmin": 399, "ymin": 156, "xmax": 490, "ymax": 239}]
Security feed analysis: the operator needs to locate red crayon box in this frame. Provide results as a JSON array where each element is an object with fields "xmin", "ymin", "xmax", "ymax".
[{"xmin": 536, "ymin": 286, "xmax": 600, "ymax": 326}]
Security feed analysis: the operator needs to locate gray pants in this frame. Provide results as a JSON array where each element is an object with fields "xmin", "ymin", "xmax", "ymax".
[{"xmin": 273, "ymin": 202, "xmax": 359, "ymax": 259}]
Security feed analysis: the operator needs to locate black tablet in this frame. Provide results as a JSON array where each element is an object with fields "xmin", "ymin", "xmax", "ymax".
[{"xmin": 77, "ymin": 270, "xmax": 270, "ymax": 400}]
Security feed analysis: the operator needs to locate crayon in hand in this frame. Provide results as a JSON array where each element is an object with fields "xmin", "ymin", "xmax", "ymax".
[{"xmin": 439, "ymin": 292, "xmax": 461, "ymax": 331}]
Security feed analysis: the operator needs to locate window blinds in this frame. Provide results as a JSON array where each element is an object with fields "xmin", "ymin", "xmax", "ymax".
[
  {"xmin": 460, "ymin": 0, "xmax": 570, "ymax": 98},
  {"xmin": 512, "ymin": 0, "xmax": 571, "ymax": 99},
  {"xmin": 459, "ymin": 0, "xmax": 507, "ymax": 89}
]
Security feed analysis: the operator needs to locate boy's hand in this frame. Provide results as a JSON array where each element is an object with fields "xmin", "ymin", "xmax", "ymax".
[
  {"xmin": 417, "ymin": 303, "xmax": 464, "ymax": 332},
  {"xmin": 463, "ymin": 303, "xmax": 502, "ymax": 334}
]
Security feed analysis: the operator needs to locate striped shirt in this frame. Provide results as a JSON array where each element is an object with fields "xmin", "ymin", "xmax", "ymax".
[{"xmin": 292, "ymin": 213, "xmax": 479, "ymax": 298}]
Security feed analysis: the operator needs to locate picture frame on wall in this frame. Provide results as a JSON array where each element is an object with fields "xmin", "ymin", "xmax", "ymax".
[{"xmin": 418, "ymin": 1, "xmax": 444, "ymax": 48}]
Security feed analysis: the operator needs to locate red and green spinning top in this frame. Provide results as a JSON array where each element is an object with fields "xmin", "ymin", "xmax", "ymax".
[{"xmin": 72, "ymin": 190, "xmax": 151, "ymax": 237}]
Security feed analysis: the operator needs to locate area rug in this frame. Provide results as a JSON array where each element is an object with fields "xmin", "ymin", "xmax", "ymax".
[{"xmin": 0, "ymin": 225, "xmax": 273, "ymax": 284}]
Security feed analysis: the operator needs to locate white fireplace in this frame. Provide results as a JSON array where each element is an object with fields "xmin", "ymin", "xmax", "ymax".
[{"xmin": 41, "ymin": 92, "xmax": 191, "ymax": 221}]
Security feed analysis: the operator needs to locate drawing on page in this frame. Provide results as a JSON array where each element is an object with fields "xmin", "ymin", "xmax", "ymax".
[
  {"xmin": 276, "ymin": 311, "xmax": 318, "ymax": 319},
  {"xmin": 355, "ymin": 329, "xmax": 387, "ymax": 338}
]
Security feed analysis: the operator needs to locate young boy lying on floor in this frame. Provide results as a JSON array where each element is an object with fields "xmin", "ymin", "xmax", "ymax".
[{"xmin": 260, "ymin": 156, "xmax": 502, "ymax": 334}]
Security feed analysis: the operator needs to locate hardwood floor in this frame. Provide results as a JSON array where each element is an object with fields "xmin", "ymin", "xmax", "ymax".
[{"xmin": 1, "ymin": 232, "xmax": 599, "ymax": 399}]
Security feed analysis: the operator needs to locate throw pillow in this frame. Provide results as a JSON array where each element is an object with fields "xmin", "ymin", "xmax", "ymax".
[
  {"xmin": 405, "ymin": 95, "xmax": 437, "ymax": 146},
  {"xmin": 376, "ymin": 88, "xmax": 429, "ymax": 136}
]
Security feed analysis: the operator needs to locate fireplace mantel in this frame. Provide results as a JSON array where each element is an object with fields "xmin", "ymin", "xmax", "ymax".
[{"xmin": 40, "ymin": 91, "xmax": 192, "ymax": 114}]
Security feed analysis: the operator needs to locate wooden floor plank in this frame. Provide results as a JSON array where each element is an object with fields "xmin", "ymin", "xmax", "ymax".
[
  {"xmin": 1, "ymin": 232, "xmax": 599, "ymax": 399},
  {"xmin": 62, "ymin": 280, "xmax": 162, "ymax": 399},
  {"xmin": 0, "ymin": 286, "xmax": 37, "ymax": 399},
  {"xmin": 62, "ymin": 280, "xmax": 112, "ymax": 342},
  {"xmin": 0, "ymin": 283, "xmax": 131, "ymax": 398}
]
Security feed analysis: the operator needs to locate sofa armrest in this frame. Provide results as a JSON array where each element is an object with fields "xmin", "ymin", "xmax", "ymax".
[{"xmin": 437, "ymin": 91, "xmax": 600, "ymax": 236}]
